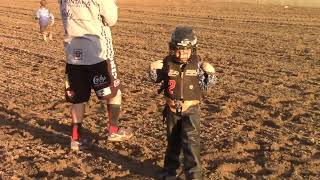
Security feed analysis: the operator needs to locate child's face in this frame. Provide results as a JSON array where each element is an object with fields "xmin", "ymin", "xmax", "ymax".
[
  {"xmin": 175, "ymin": 49, "xmax": 192, "ymax": 63},
  {"xmin": 40, "ymin": 0, "xmax": 47, "ymax": 7}
]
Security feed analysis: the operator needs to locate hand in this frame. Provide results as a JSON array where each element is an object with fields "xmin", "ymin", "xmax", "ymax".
[
  {"xmin": 149, "ymin": 60, "xmax": 164, "ymax": 83},
  {"xmin": 201, "ymin": 62, "xmax": 215, "ymax": 74},
  {"xmin": 199, "ymin": 62, "xmax": 216, "ymax": 90},
  {"xmin": 150, "ymin": 60, "xmax": 163, "ymax": 70}
]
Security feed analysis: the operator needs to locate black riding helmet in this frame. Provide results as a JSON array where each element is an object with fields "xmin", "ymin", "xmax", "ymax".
[{"xmin": 169, "ymin": 26, "xmax": 197, "ymax": 55}]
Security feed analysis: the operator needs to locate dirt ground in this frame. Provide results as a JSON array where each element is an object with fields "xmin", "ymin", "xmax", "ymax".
[{"xmin": 0, "ymin": 0, "xmax": 319, "ymax": 179}]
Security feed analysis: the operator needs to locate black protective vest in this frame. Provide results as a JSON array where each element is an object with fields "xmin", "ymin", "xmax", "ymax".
[{"xmin": 163, "ymin": 55, "xmax": 201, "ymax": 101}]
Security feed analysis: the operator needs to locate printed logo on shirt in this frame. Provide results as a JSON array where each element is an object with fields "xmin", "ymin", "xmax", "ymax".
[
  {"xmin": 63, "ymin": 0, "xmax": 91, "ymax": 7},
  {"xmin": 61, "ymin": 9, "xmax": 73, "ymax": 19},
  {"xmin": 168, "ymin": 70, "xmax": 179, "ymax": 77},
  {"xmin": 97, "ymin": 87, "xmax": 111, "ymax": 97},
  {"xmin": 93, "ymin": 75, "xmax": 107, "ymax": 85},
  {"xmin": 185, "ymin": 70, "xmax": 197, "ymax": 76},
  {"xmin": 66, "ymin": 90, "xmax": 75, "ymax": 98},
  {"xmin": 109, "ymin": 58, "xmax": 118, "ymax": 79},
  {"xmin": 73, "ymin": 49, "xmax": 83, "ymax": 61},
  {"xmin": 168, "ymin": 80, "xmax": 176, "ymax": 95}
]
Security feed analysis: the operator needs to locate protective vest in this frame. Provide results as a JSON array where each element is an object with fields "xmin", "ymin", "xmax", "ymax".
[{"xmin": 163, "ymin": 55, "xmax": 201, "ymax": 101}]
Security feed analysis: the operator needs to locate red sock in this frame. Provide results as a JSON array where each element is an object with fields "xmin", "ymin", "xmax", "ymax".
[
  {"xmin": 109, "ymin": 125, "xmax": 119, "ymax": 134},
  {"xmin": 71, "ymin": 123, "xmax": 82, "ymax": 141}
]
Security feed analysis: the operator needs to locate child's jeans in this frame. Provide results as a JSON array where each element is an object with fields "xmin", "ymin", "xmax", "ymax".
[{"xmin": 163, "ymin": 104, "xmax": 202, "ymax": 180}]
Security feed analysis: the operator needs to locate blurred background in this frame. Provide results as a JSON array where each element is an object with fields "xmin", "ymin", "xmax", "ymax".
[{"xmin": 217, "ymin": 0, "xmax": 320, "ymax": 7}]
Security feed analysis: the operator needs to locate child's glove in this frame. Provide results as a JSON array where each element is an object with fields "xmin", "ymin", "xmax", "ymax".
[
  {"xmin": 201, "ymin": 62, "xmax": 215, "ymax": 74},
  {"xmin": 149, "ymin": 60, "xmax": 164, "ymax": 83},
  {"xmin": 198, "ymin": 62, "xmax": 216, "ymax": 90}
]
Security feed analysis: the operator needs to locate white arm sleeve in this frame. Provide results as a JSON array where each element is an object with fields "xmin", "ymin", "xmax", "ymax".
[
  {"xmin": 36, "ymin": 9, "xmax": 40, "ymax": 18},
  {"xmin": 100, "ymin": 0, "xmax": 118, "ymax": 27}
]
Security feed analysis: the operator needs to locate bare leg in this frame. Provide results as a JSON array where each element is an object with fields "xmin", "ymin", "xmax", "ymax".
[
  {"xmin": 106, "ymin": 89, "xmax": 132, "ymax": 141},
  {"xmin": 106, "ymin": 89, "xmax": 121, "ymax": 132},
  {"xmin": 70, "ymin": 103, "xmax": 85, "ymax": 142},
  {"xmin": 107, "ymin": 89, "xmax": 122, "ymax": 105},
  {"xmin": 71, "ymin": 103, "xmax": 85, "ymax": 123},
  {"xmin": 42, "ymin": 32, "xmax": 47, "ymax": 41}
]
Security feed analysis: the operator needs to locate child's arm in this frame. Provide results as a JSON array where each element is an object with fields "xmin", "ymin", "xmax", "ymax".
[
  {"xmin": 149, "ymin": 60, "xmax": 164, "ymax": 83},
  {"xmin": 199, "ymin": 61, "xmax": 216, "ymax": 90},
  {"xmin": 35, "ymin": 9, "xmax": 40, "ymax": 20}
]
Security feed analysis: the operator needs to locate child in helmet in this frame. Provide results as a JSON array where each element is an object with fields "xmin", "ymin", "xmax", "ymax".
[
  {"xmin": 35, "ymin": 0, "xmax": 54, "ymax": 41},
  {"xmin": 149, "ymin": 26, "xmax": 216, "ymax": 180}
]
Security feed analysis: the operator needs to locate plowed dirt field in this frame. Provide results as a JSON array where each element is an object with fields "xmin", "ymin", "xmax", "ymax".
[{"xmin": 0, "ymin": 0, "xmax": 319, "ymax": 179}]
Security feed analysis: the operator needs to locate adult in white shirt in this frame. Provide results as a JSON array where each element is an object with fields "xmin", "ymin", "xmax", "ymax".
[{"xmin": 59, "ymin": 0, "xmax": 133, "ymax": 151}]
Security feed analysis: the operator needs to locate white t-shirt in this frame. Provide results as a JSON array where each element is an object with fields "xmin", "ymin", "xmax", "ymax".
[
  {"xmin": 59, "ymin": 0, "xmax": 118, "ymax": 65},
  {"xmin": 36, "ymin": 7, "xmax": 54, "ymax": 24}
]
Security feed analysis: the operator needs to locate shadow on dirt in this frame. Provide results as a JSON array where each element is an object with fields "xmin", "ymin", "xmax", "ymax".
[{"xmin": 0, "ymin": 104, "xmax": 161, "ymax": 178}]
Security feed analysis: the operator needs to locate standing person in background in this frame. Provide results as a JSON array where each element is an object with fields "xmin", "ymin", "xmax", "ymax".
[
  {"xmin": 149, "ymin": 26, "xmax": 216, "ymax": 180},
  {"xmin": 35, "ymin": 0, "xmax": 54, "ymax": 41},
  {"xmin": 59, "ymin": 0, "xmax": 133, "ymax": 151}
]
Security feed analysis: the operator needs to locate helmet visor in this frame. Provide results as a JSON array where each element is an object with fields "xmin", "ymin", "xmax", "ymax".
[{"xmin": 175, "ymin": 45, "xmax": 193, "ymax": 50}]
